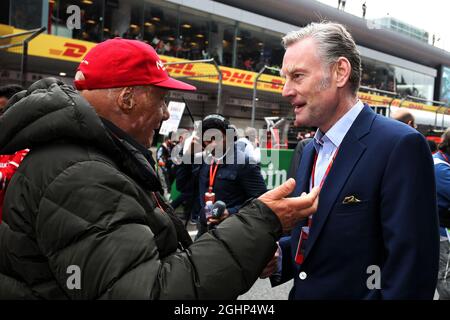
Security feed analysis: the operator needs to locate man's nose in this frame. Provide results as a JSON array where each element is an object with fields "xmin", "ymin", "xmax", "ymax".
[{"xmin": 282, "ymin": 80, "xmax": 295, "ymax": 98}]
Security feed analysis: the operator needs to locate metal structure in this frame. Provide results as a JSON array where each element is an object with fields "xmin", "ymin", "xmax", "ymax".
[
  {"xmin": 251, "ymin": 65, "xmax": 283, "ymax": 128},
  {"xmin": 359, "ymin": 85, "xmax": 399, "ymax": 117},
  {"xmin": 359, "ymin": 85, "xmax": 449, "ymax": 129},
  {"xmin": 403, "ymin": 95, "xmax": 448, "ymax": 129},
  {"xmin": 164, "ymin": 58, "xmax": 223, "ymax": 113},
  {"xmin": 264, "ymin": 116, "xmax": 288, "ymax": 149},
  {"xmin": 0, "ymin": 27, "xmax": 46, "ymax": 87}
]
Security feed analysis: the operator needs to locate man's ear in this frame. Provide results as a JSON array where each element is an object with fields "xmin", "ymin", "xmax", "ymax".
[
  {"xmin": 117, "ymin": 87, "xmax": 135, "ymax": 113},
  {"xmin": 334, "ymin": 57, "xmax": 352, "ymax": 89}
]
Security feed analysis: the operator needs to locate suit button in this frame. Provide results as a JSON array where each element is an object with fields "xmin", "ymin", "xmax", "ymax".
[{"xmin": 299, "ymin": 272, "xmax": 307, "ymax": 280}]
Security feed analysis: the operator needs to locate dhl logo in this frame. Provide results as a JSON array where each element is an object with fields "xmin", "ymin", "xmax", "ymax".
[
  {"xmin": 400, "ymin": 103, "xmax": 424, "ymax": 110},
  {"xmin": 358, "ymin": 93, "xmax": 391, "ymax": 103},
  {"xmin": 359, "ymin": 94, "xmax": 443, "ymax": 112},
  {"xmin": 162, "ymin": 60, "xmax": 196, "ymax": 77},
  {"xmin": 49, "ymin": 42, "xmax": 88, "ymax": 58},
  {"xmin": 161, "ymin": 58, "xmax": 284, "ymax": 90}
]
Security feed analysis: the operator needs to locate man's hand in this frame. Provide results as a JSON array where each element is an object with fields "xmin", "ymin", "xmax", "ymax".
[{"xmin": 258, "ymin": 178, "xmax": 319, "ymax": 233}]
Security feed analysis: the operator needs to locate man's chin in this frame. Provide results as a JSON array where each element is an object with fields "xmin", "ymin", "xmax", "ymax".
[
  {"xmin": 294, "ymin": 113, "xmax": 317, "ymax": 127},
  {"xmin": 294, "ymin": 117, "xmax": 308, "ymax": 127}
]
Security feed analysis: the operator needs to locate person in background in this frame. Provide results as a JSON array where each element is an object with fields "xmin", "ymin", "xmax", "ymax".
[
  {"xmin": 244, "ymin": 57, "xmax": 254, "ymax": 71},
  {"xmin": 171, "ymin": 134, "xmax": 200, "ymax": 225},
  {"xmin": 432, "ymin": 128, "xmax": 450, "ymax": 299},
  {"xmin": 391, "ymin": 108, "xmax": 417, "ymax": 128},
  {"xmin": 180, "ymin": 114, "xmax": 268, "ymax": 238},
  {"xmin": 0, "ymin": 84, "xmax": 23, "ymax": 111},
  {"xmin": 287, "ymin": 138, "xmax": 312, "ymax": 182},
  {"xmin": 0, "ymin": 84, "xmax": 27, "ymax": 224},
  {"xmin": 236, "ymin": 127, "xmax": 261, "ymax": 164},
  {"xmin": 157, "ymin": 135, "xmax": 174, "ymax": 200}
]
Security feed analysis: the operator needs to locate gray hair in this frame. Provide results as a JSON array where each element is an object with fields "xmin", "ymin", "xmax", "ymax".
[
  {"xmin": 282, "ymin": 22, "xmax": 361, "ymax": 94},
  {"xmin": 244, "ymin": 127, "xmax": 257, "ymax": 142}
]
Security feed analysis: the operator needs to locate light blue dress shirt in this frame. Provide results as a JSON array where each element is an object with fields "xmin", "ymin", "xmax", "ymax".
[{"xmin": 310, "ymin": 100, "xmax": 365, "ymax": 189}]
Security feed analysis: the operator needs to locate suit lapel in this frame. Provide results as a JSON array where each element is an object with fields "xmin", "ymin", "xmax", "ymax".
[
  {"xmin": 302, "ymin": 106, "xmax": 376, "ymax": 261},
  {"xmin": 292, "ymin": 142, "xmax": 315, "ymax": 196}
]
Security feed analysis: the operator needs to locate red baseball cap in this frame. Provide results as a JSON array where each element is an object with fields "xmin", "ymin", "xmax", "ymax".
[{"xmin": 74, "ymin": 38, "xmax": 196, "ymax": 91}]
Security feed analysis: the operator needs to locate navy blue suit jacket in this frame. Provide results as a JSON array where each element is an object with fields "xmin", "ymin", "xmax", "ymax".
[{"xmin": 275, "ymin": 106, "xmax": 440, "ymax": 299}]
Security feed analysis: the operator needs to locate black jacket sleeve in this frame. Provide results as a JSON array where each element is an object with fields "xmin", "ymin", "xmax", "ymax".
[{"xmin": 36, "ymin": 160, "xmax": 281, "ymax": 299}]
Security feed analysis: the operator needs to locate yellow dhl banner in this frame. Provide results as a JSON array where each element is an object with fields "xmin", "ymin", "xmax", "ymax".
[
  {"xmin": 0, "ymin": 24, "xmax": 446, "ymax": 113},
  {"xmin": 358, "ymin": 92, "xmax": 450, "ymax": 114},
  {"xmin": 160, "ymin": 55, "xmax": 284, "ymax": 94},
  {"xmin": 0, "ymin": 24, "xmax": 95, "ymax": 62},
  {"xmin": 0, "ymin": 24, "xmax": 284, "ymax": 93}
]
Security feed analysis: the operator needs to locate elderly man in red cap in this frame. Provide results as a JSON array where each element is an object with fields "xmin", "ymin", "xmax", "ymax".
[{"xmin": 0, "ymin": 38, "xmax": 319, "ymax": 299}]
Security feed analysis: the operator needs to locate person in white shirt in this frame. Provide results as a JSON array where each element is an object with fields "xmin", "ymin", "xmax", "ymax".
[{"xmin": 236, "ymin": 126, "xmax": 261, "ymax": 164}]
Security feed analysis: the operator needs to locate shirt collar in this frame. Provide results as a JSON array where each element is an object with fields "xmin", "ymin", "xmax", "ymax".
[{"xmin": 313, "ymin": 100, "xmax": 364, "ymax": 152}]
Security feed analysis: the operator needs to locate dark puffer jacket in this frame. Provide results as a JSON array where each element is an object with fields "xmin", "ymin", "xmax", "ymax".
[{"xmin": 0, "ymin": 78, "xmax": 282, "ymax": 299}]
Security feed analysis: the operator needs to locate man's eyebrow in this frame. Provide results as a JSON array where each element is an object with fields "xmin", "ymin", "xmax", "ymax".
[{"xmin": 280, "ymin": 65, "xmax": 307, "ymax": 78}]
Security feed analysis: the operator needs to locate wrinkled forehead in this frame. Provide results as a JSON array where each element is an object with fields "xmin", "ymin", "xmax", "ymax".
[{"xmin": 281, "ymin": 38, "xmax": 323, "ymax": 76}]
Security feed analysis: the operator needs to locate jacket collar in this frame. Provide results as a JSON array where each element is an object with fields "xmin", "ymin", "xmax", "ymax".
[
  {"xmin": 313, "ymin": 100, "xmax": 365, "ymax": 151},
  {"xmin": 101, "ymin": 118, "xmax": 162, "ymax": 193}
]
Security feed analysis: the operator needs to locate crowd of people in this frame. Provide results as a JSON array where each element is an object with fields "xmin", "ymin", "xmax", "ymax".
[{"xmin": 0, "ymin": 21, "xmax": 448, "ymax": 300}]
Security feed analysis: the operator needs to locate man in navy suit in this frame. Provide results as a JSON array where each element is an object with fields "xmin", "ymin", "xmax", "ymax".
[{"xmin": 265, "ymin": 22, "xmax": 440, "ymax": 299}]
